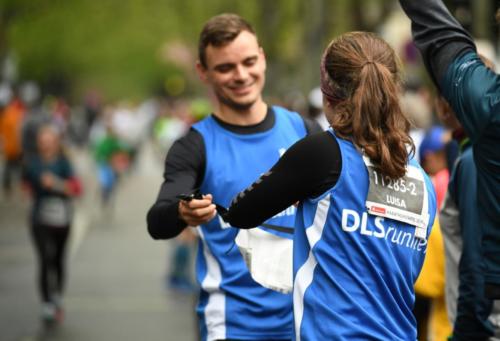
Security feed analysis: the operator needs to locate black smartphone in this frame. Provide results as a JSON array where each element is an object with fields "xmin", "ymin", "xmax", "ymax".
[
  {"xmin": 176, "ymin": 194, "xmax": 194, "ymax": 201},
  {"xmin": 176, "ymin": 191, "xmax": 203, "ymax": 202}
]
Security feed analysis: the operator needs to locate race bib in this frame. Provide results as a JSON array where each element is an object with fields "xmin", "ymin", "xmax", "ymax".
[
  {"xmin": 235, "ymin": 227, "xmax": 293, "ymax": 294},
  {"xmin": 38, "ymin": 197, "xmax": 71, "ymax": 227},
  {"xmin": 363, "ymin": 156, "xmax": 429, "ymax": 240}
]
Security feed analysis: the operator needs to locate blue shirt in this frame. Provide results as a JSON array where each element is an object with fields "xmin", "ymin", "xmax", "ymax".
[
  {"xmin": 193, "ymin": 106, "xmax": 307, "ymax": 341},
  {"xmin": 293, "ymin": 131, "xmax": 436, "ymax": 340}
]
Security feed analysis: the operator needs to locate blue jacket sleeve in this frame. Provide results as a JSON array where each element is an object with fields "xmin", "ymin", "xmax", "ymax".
[{"xmin": 442, "ymin": 52, "xmax": 500, "ymax": 143}]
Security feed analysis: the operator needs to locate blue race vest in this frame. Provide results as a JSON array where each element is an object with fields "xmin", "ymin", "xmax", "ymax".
[
  {"xmin": 293, "ymin": 129, "xmax": 436, "ymax": 341},
  {"xmin": 193, "ymin": 106, "xmax": 307, "ymax": 341}
]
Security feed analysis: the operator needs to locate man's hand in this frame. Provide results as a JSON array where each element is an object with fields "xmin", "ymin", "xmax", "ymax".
[{"xmin": 178, "ymin": 194, "xmax": 217, "ymax": 226}]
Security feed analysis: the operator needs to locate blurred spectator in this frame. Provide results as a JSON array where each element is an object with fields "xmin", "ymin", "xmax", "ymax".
[
  {"xmin": 83, "ymin": 90, "xmax": 102, "ymax": 141},
  {"xmin": 20, "ymin": 81, "xmax": 50, "ymax": 163},
  {"xmin": 307, "ymin": 87, "xmax": 329, "ymax": 130},
  {"xmin": 419, "ymin": 126, "xmax": 450, "ymax": 208},
  {"xmin": 0, "ymin": 82, "xmax": 13, "ymax": 107},
  {"xmin": 414, "ymin": 125, "xmax": 452, "ymax": 341},
  {"xmin": 166, "ymin": 227, "xmax": 197, "ymax": 293},
  {"xmin": 152, "ymin": 99, "xmax": 190, "ymax": 157},
  {"xmin": 0, "ymin": 88, "xmax": 25, "ymax": 197},
  {"xmin": 22, "ymin": 124, "xmax": 82, "ymax": 325},
  {"xmin": 400, "ymin": 82, "xmax": 433, "ymax": 164},
  {"xmin": 92, "ymin": 116, "xmax": 132, "ymax": 206},
  {"xmin": 50, "ymin": 97, "xmax": 71, "ymax": 138}
]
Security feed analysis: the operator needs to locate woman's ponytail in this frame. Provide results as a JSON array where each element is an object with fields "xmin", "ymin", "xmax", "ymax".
[{"xmin": 322, "ymin": 32, "xmax": 414, "ymax": 179}]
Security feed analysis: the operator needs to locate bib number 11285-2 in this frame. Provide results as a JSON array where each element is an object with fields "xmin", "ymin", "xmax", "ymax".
[{"xmin": 363, "ymin": 156, "xmax": 430, "ymax": 240}]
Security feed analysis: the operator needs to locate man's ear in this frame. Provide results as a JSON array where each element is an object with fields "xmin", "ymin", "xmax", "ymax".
[{"xmin": 196, "ymin": 60, "xmax": 208, "ymax": 83}]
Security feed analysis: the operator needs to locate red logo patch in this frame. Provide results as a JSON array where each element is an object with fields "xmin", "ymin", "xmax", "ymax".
[{"xmin": 371, "ymin": 206, "xmax": 386, "ymax": 214}]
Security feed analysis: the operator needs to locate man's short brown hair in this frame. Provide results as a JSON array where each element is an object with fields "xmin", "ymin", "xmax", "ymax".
[{"xmin": 198, "ymin": 13, "xmax": 256, "ymax": 68}]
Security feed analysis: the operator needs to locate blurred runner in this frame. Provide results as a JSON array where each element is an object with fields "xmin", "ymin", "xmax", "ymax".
[{"xmin": 23, "ymin": 124, "xmax": 82, "ymax": 325}]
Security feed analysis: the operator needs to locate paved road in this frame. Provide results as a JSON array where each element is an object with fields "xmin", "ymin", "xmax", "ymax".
[{"xmin": 0, "ymin": 143, "xmax": 198, "ymax": 341}]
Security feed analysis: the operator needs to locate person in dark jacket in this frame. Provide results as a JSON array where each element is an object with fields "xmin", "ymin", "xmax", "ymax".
[{"xmin": 399, "ymin": 0, "xmax": 500, "ymax": 300}]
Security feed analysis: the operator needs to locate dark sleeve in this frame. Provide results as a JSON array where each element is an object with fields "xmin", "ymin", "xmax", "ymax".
[
  {"xmin": 398, "ymin": 0, "xmax": 475, "ymax": 90},
  {"xmin": 146, "ymin": 128, "xmax": 205, "ymax": 239},
  {"xmin": 441, "ymin": 52, "xmax": 499, "ymax": 142},
  {"xmin": 302, "ymin": 117, "xmax": 323, "ymax": 135},
  {"xmin": 222, "ymin": 131, "xmax": 341, "ymax": 228}
]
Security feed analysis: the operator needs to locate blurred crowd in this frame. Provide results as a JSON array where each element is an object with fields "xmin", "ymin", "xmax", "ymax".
[{"xmin": 0, "ymin": 58, "xmax": 495, "ymax": 337}]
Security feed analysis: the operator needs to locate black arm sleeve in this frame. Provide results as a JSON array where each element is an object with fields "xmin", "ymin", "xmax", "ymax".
[
  {"xmin": 222, "ymin": 131, "xmax": 341, "ymax": 229},
  {"xmin": 398, "ymin": 0, "xmax": 475, "ymax": 90},
  {"xmin": 146, "ymin": 128, "xmax": 205, "ymax": 239}
]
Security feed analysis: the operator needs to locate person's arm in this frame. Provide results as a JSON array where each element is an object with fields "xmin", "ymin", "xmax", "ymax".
[
  {"xmin": 398, "ymin": 0, "xmax": 475, "ymax": 89},
  {"xmin": 147, "ymin": 129, "xmax": 211, "ymax": 239},
  {"xmin": 221, "ymin": 131, "xmax": 341, "ymax": 228},
  {"xmin": 399, "ymin": 0, "xmax": 499, "ymax": 141}
]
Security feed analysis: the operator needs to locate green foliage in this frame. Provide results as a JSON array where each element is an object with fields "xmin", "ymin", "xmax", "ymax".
[{"xmin": 1, "ymin": 0, "xmax": 397, "ymax": 101}]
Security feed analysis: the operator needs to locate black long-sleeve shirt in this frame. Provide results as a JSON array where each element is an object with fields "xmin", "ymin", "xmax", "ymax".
[
  {"xmin": 146, "ymin": 108, "xmax": 323, "ymax": 239},
  {"xmin": 221, "ymin": 131, "xmax": 341, "ymax": 229}
]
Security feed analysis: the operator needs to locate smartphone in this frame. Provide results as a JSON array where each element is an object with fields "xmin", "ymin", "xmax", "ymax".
[{"xmin": 176, "ymin": 191, "xmax": 203, "ymax": 202}]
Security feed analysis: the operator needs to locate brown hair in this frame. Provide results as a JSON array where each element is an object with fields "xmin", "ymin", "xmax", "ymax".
[
  {"xmin": 198, "ymin": 13, "xmax": 256, "ymax": 68},
  {"xmin": 322, "ymin": 32, "xmax": 414, "ymax": 179}
]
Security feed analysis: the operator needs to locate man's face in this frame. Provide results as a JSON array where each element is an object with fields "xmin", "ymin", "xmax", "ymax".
[{"xmin": 198, "ymin": 30, "xmax": 266, "ymax": 111}]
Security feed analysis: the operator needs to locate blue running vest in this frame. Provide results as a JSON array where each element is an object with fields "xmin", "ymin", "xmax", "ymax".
[
  {"xmin": 193, "ymin": 106, "xmax": 307, "ymax": 341},
  {"xmin": 293, "ymin": 129, "xmax": 437, "ymax": 341}
]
